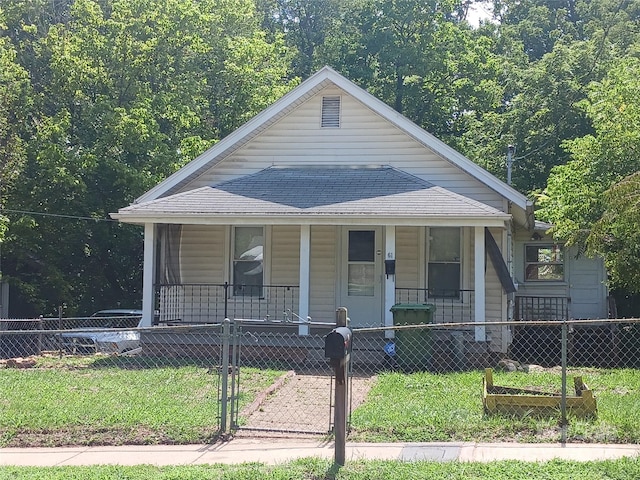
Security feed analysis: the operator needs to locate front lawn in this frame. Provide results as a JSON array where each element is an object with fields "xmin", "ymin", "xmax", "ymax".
[
  {"xmin": 3, "ymin": 355, "xmax": 640, "ymax": 447},
  {"xmin": 0, "ymin": 355, "xmax": 283, "ymax": 447},
  {"xmin": 350, "ymin": 368, "xmax": 640, "ymax": 443}
]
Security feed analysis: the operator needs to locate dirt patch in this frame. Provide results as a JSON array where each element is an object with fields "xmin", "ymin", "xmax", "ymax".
[
  {"xmin": 2, "ymin": 357, "xmax": 37, "ymax": 368},
  {"xmin": 1, "ymin": 426, "xmax": 184, "ymax": 448},
  {"xmin": 236, "ymin": 372, "xmax": 376, "ymax": 435}
]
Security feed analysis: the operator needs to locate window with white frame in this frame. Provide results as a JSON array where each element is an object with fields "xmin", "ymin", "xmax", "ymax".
[
  {"xmin": 525, "ymin": 244, "xmax": 564, "ymax": 281},
  {"xmin": 428, "ymin": 227, "xmax": 461, "ymax": 298},
  {"xmin": 233, "ymin": 226, "xmax": 264, "ymax": 296}
]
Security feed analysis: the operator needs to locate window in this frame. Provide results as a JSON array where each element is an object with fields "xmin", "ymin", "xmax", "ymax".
[
  {"xmin": 525, "ymin": 244, "xmax": 564, "ymax": 281},
  {"xmin": 428, "ymin": 227, "xmax": 461, "ymax": 298},
  {"xmin": 347, "ymin": 230, "xmax": 375, "ymax": 296},
  {"xmin": 321, "ymin": 96, "xmax": 341, "ymax": 127},
  {"xmin": 233, "ymin": 226, "xmax": 264, "ymax": 296}
]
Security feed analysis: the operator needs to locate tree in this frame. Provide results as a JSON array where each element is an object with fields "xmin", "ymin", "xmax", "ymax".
[
  {"xmin": 537, "ymin": 57, "xmax": 640, "ymax": 292},
  {"xmin": 257, "ymin": 0, "xmax": 339, "ymax": 78},
  {"xmin": 590, "ymin": 172, "xmax": 640, "ymax": 293},
  {"xmin": 1, "ymin": 0, "xmax": 295, "ymax": 316},
  {"xmin": 316, "ymin": 0, "xmax": 505, "ymax": 145},
  {"xmin": 320, "ymin": 0, "xmax": 456, "ymax": 112},
  {"xmin": 460, "ymin": 40, "xmax": 599, "ymax": 191},
  {"xmin": 458, "ymin": 0, "xmax": 640, "ymax": 193},
  {"xmin": 492, "ymin": 0, "xmax": 585, "ymax": 61},
  {"xmin": 0, "ymin": 37, "xmax": 32, "ymax": 240}
]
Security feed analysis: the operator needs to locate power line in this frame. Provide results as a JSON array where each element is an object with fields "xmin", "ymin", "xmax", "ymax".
[{"xmin": 1, "ymin": 209, "xmax": 120, "ymax": 223}]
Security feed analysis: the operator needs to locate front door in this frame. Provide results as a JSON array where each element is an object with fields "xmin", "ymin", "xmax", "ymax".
[{"xmin": 340, "ymin": 227, "xmax": 383, "ymax": 327}]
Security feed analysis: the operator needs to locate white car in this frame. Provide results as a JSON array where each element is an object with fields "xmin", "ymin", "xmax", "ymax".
[{"xmin": 60, "ymin": 309, "xmax": 143, "ymax": 355}]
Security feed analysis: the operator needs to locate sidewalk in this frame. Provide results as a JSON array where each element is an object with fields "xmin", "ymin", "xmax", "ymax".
[{"xmin": 2, "ymin": 439, "xmax": 639, "ymax": 466}]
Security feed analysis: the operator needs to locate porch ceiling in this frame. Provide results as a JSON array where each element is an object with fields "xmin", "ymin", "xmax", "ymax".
[{"xmin": 112, "ymin": 166, "xmax": 511, "ymax": 226}]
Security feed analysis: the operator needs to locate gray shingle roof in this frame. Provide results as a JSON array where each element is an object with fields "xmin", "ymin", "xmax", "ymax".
[
  {"xmin": 137, "ymin": 67, "xmax": 531, "ymax": 219},
  {"xmin": 116, "ymin": 167, "xmax": 508, "ymax": 222}
]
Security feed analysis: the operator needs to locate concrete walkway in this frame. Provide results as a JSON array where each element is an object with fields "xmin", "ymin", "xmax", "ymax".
[{"xmin": 2, "ymin": 440, "xmax": 639, "ymax": 466}]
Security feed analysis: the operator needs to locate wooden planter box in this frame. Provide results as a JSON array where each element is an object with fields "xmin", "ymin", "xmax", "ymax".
[{"xmin": 482, "ymin": 368, "xmax": 597, "ymax": 418}]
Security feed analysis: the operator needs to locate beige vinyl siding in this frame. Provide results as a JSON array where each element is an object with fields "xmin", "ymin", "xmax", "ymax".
[
  {"xmin": 309, "ymin": 226, "xmax": 337, "ymax": 321},
  {"xmin": 426, "ymin": 227, "xmax": 471, "ymax": 326},
  {"xmin": 159, "ymin": 225, "xmax": 226, "ymax": 324},
  {"xmin": 270, "ymin": 225, "xmax": 300, "ymax": 285},
  {"xmin": 417, "ymin": 227, "xmax": 506, "ymax": 352},
  {"xmin": 268, "ymin": 225, "xmax": 300, "ymax": 319},
  {"xmin": 457, "ymin": 227, "xmax": 506, "ymax": 352},
  {"xmin": 182, "ymin": 86, "xmax": 504, "ymax": 210},
  {"xmin": 568, "ymin": 254, "xmax": 607, "ymax": 319},
  {"xmin": 180, "ymin": 225, "xmax": 225, "ymax": 283},
  {"xmin": 395, "ymin": 226, "xmax": 421, "ymax": 290},
  {"xmin": 223, "ymin": 226, "xmax": 301, "ymax": 322},
  {"xmin": 173, "ymin": 225, "xmax": 303, "ymax": 323},
  {"xmin": 513, "ymin": 225, "xmax": 607, "ymax": 320}
]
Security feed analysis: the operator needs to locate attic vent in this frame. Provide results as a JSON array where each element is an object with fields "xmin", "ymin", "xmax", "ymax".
[{"xmin": 321, "ymin": 96, "xmax": 341, "ymax": 127}]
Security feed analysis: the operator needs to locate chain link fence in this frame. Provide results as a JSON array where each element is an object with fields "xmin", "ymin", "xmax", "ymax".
[{"xmin": 2, "ymin": 314, "xmax": 640, "ymax": 445}]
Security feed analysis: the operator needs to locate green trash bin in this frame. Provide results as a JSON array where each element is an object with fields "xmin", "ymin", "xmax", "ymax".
[{"xmin": 391, "ymin": 303, "xmax": 436, "ymax": 371}]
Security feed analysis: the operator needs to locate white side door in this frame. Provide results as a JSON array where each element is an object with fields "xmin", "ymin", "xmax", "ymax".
[{"xmin": 569, "ymin": 253, "xmax": 608, "ymax": 319}]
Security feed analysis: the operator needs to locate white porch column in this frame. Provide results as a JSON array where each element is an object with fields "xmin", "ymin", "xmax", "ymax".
[
  {"xmin": 474, "ymin": 226, "xmax": 486, "ymax": 341},
  {"xmin": 141, "ymin": 223, "xmax": 156, "ymax": 327},
  {"xmin": 384, "ymin": 226, "xmax": 396, "ymax": 339},
  {"xmin": 298, "ymin": 224, "xmax": 311, "ymax": 335}
]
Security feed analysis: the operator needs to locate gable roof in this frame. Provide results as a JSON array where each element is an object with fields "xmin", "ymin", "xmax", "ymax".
[
  {"xmin": 135, "ymin": 66, "xmax": 532, "ymax": 214},
  {"xmin": 113, "ymin": 166, "xmax": 510, "ymax": 226}
]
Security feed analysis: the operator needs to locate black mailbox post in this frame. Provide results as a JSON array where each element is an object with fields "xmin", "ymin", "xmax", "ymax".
[{"xmin": 325, "ymin": 311, "xmax": 352, "ymax": 467}]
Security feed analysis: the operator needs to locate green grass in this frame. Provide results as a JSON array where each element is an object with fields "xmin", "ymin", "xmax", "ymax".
[
  {"xmin": 1, "ymin": 458, "xmax": 640, "ymax": 479},
  {"xmin": 3, "ymin": 357, "xmax": 640, "ymax": 447},
  {"xmin": 350, "ymin": 368, "xmax": 640, "ymax": 443},
  {"xmin": 0, "ymin": 355, "xmax": 283, "ymax": 447}
]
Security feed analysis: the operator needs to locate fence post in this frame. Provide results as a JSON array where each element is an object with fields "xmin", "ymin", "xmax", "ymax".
[
  {"xmin": 229, "ymin": 319, "xmax": 239, "ymax": 430},
  {"xmin": 560, "ymin": 319, "xmax": 568, "ymax": 443},
  {"xmin": 223, "ymin": 282, "xmax": 229, "ymax": 319},
  {"xmin": 57, "ymin": 306, "xmax": 63, "ymax": 358},
  {"xmin": 37, "ymin": 316, "xmax": 43, "ymax": 355},
  {"xmin": 220, "ymin": 318, "xmax": 231, "ymax": 434},
  {"xmin": 334, "ymin": 307, "xmax": 349, "ymax": 466}
]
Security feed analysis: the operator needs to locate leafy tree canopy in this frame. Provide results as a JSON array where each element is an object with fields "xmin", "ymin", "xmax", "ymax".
[
  {"xmin": 538, "ymin": 57, "xmax": 640, "ymax": 292},
  {"xmin": 0, "ymin": 36, "xmax": 32, "ymax": 243},
  {"xmin": 1, "ymin": 0, "xmax": 295, "ymax": 316},
  {"xmin": 3, "ymin": 0, "xmax": 640, "ymax": 313}
]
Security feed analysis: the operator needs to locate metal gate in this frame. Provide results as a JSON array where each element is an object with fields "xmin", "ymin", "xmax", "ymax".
[{"xmin": 220, "ymin": 318, "xmax": 339, "ymax": 436}]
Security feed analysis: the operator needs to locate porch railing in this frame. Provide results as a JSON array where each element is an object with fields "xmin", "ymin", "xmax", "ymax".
[
  {"xmin": 155, "ymin": 284, "xmax": 475, "ymax": 325},
  {"xmin": 514, "ymin": 296, "xmax": 569, "ymax": 321},
  {"xmin": 394, "ymin": 288, "xmax": 475, "ymax": 323},
  {"xmin": 155, "ymin": 283, "xmax": 299, "ymax": 324}
]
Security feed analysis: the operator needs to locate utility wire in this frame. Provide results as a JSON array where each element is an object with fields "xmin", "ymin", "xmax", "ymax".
[{"xmin": 1, "ymin": 209, "xmax": 119, "ymax": 223}]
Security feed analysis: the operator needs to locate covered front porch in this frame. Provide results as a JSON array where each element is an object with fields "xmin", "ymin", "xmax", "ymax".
[{"xmin": 140, "ymin": 222, "xmax": 504, "ymax": 349}]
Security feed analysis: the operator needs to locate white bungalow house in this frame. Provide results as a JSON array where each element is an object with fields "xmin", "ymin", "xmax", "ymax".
[{"xmin": 112, "ymin": 66, "xmax": 609, "ymax": 360}]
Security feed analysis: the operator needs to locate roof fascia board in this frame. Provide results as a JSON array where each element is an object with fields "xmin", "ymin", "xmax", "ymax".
[{"xmin": 111, "ymin": 213, "xmax": 510, "ymax": 227}]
